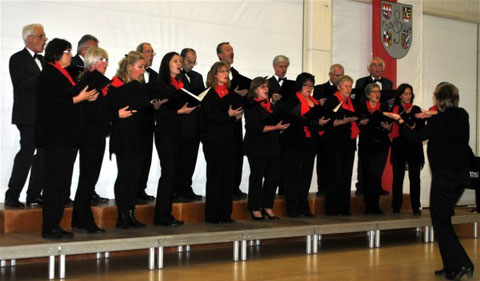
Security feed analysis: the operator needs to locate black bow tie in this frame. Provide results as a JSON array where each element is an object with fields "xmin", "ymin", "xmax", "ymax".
[
  {"xmin": 33, "ymin": 53, "xmax": 39, "ymax": 60},
  {"xmin": 278, "ymin": 77, "xmax": 286, "ymax": 82},
  {"xmin": 373, "ymin": 78, "xmax": 382, "ymax": 83}
]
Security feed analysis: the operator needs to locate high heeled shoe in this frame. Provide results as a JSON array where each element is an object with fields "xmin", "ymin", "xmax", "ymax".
[
  {"xmin": 434, "ymin": 268, "xmax": 446, "ymax": 277},
  {"xmin": 262, "ymin": 209, "xmax": 279, "ymax": 220},
  {"xmin": 446, "ymin": 266, "xmax": 474, "ymax": 280},
  {"xmin": 250, "ymin": 211, "xmax": 264, "ymax": 221},
  {"xmin": 129, "ymin": 210, "xmax": 146, "ymax": 228}
]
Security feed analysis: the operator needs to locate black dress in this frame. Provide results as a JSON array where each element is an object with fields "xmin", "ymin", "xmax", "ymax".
[
  {"xmin": 244, "ymin": 100, "xmax": 281, "ymax": 211},
  {"xmin": 200, "ymin": 87, "xmax": 237, "ymax": 223},
  {"xmin": 390, "ymin": 104, "xmax": 425, "ymax": 213},
  {"xmin": 399, "ymin": 107, "xmax": 472, "ymax": 272}
]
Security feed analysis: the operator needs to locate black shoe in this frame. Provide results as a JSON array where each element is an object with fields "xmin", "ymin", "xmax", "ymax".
[
  {"xmin": 392, "ymin": 209, "xmax": 400, "ymax": 214},
  {"xmin": 379, "ymin": 190, "xmax": 389, "ymax": 196},
  {"xmin": 316, "ymin": 191, "xmax": 325, "ymax": 197},
  {"xmin": 5, "ymin": 198, "xmax": 25, "ymax": 208},
  {"xmin": 156, "ymin": 218, "xmax": 184, "ymax": 226},
  {"xmin": 413, "ymin": 209, "xmax": 422, "ymax": 216},
  {"xmin": 116, "ymin": 212, "xmax": 131, "ymax": 229},
  {"xmin": 232, "ymin": 190, "xmax": 247, "ymax": 200},
  {"xmin": 287, "ymin": 213, "xmax": 300, "ymax": 218},
  {"xmin": 129, "ymin": 210, "xmax": 146, "ymax": 228},
  {"xmin": 72, "ymin": 224, "xmax": 105, "ymax": 234},
  {"xmin": 173, "ymin": 194, "xmax": 194, "ymax": 203},
  {"xmin": 339, "ymin": 212, "xmax": 352, "ymax": 216},
  {"xmin": 205, "ymin": 219, "xmax": 221, "ymax": 224},
  {"xmin": 366, "ymin": 208, "xmax": 385, "ymax": 215},
  {"xmin": 355, "ymin": 190, "xmax": 363, "ymax": 197},
  {"xmin": 261, "ymin": 209, "xmax": 279, "ymax": 220},
  {"xmin": 138, "ymin": 191, "xmax": 155, "ymax": 201},
  {"xmin": 221, "ymin": 218, "xmax": 236, "ymax": 223},
  {"xmin": 435, "ymin": 269, "xmax": 446, "ymax": 277},
  {"xmin": 446, "ymin": 266, "xmax": 474, "ymax": 280},
  {"xmin": 303, "ymin": 212, "xmax": 316, "ymax": 218},
  {"xmin": 183, "ymin": 190, "xmax": 203, "ymax": 201},
  {"xmin": 42, "ymin": 228, "xmax": 74, "ymax": 239},
  {"xmin": 91, "ymin": 192, "xmax": 109, "ymax": 203},
  {"xmin": 26, "ymin": 197, "xmax": 43, "ymax": 206},
  {"xmin": 64, "ymin": 198, "xmax": 73, "ymax": 206},
  {"xmin": 250, "ymin": 211, "xmax": 264, "ymax": 221}
]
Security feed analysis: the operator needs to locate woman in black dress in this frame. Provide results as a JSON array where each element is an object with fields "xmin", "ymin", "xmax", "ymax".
[
  {"xmin": 244, "ymin": 77, "xmax": 289, "ymax": 220},
  {"xmin": 385, "ymin": 82, "xmax": 474, "ymax": 280},
  {"xmin": 390, "ymin": 83, "xmax": 425, "ymax": 215},
  {"xmin": 153, "ymin": 52, "xmax": 195, "ymax": 226},
  {"xmin": 36, "ymin": 38, "xmax": 98, "ymax": 239},
  {"xmin": 357, "ymin": 83, "xmax": 391, "ymax": 214},
  {"xmin": 201, "ymin": 61, "xmax": 243, "ymax": 223}
]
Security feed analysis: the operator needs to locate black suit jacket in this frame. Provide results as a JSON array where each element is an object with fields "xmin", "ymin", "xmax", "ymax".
[
  {"xmin": 353, "ymin": 76, "xmax": 393, "ymax": 106},
  {"xmin": 313, "ymin": 81, "xmax": 337, "ymax": 101},
  {"xmin": 180, "ymin": 69, "xmax": 205, "ymax": 91},
  {"xmin": 200, "ymin": 88, "xmax": 236, "ymax": 144},
  {"xmin": 267, "ymin": 76, "xmax": 281, "ymax": 98},
  {"xmin": 9, "ymin": 48, "xmax": 44, "ymax": 125},
  {"xmin": 179, "ymin": 69, "xmax": 205, "ymax": 138},
  {"xmin": 70, "ymin": 54, "xmax": 84, "ymax": 68},
  {"xmin": 243, "ymin": 101, "xmax": 281, "ymax": 156}
]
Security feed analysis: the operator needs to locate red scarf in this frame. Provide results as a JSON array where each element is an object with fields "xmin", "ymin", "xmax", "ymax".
[
  {"xmin": 110, "ymin": 76, "xmax": 125, "ymax": 88},
  {"xmin": 296, "ymin": 92, "xmax": 319, "ymax": 138},
  {"xmin": 215, "ymin": 84, "xmax": 228, "ymax": 98},
  {"xmin": 335, "ymin": 91, "xmax": 359, "ymax": 139},
  {"xmin": 390, "ymin": 103, "xmax": 413, "ymax": 139},
  {"xmin": 429, "ymin": 104, "xmax": 438, "ymax": 111},
  {"xmin": 254, "ymin": 97, "xmax": 272, "ymax": 113},
  {"xmin": 49, "ymin": 61, "xmax": 75, "ymax": 86},
  {"xmin": 366, "ymin": 101, "xmax": 380, "ymax": 114},
  {"xmin": 171, "ymin": 76, "xmax": 184, "ymax": 90}
]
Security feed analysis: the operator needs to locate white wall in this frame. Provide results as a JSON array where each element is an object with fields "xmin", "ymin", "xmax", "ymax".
[{"xmin": 0, "ymin": 1, "xmax": 304, "ymax": 201}]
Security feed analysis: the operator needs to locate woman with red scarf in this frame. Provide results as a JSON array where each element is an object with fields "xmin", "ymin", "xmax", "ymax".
[
  {"xmin": 153, "ymin": 52, "xmax": 195, "ymax": 226},
  {"xmin": 244, "ymin": 77, "xmax": 290, "ymax": 220},
  {"xmin": 357, "ymin": 83, "xmax": 392, "ymax": 214},
  {"xmin": 201, "ymin": 62, "xmax": 243, "ymax": 223},
  {"xmin": 323, "ymin": 75, "xmax": 366, "ymax": 216},
  {"xmin": 36, "ymin": 38, "xmax": 98, "ymax": 239},
  {"xmin": 281, "ymin": 72, "xmax": 329, "ymax": 218},
  {"xmin": 390, "ymin": 83, "xmax": 425, "ymax": 215}
]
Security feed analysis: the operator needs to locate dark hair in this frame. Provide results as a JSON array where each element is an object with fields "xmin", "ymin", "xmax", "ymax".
[
  {"xmin": 180, "ymin": 48, "xmax": 195, "ymax": 58},
  {"xmin": 248, "ymin": 77, "xmax": 269, "ymax": 100},
  {"xmin": 395, "ymin": 83, "xmax": 415, "ymax": 104},
  {"xmin": 158, "ymin": 51, "xmax": 180, "ymax": 85},
  {"xmin": 216, "ymin": 42, "xmax": 229, "ymax": 54},
  {"xmin": 295, "ymin": 72, "xmax": 315, "ymax": 92},
  {"xmin": 44, "ymin": 38, "xmax": 72, "ymax": 63},
  {"xmin": 434, "ymin": 82, "xmax": 459, "ymax": 111},
  {"xmin": 77, "ymin": 34, "xmax": 98, "ymax": 54},
  {"xmin": 136, "ymin": 42, "xmax": 150, "ymax": 53}
]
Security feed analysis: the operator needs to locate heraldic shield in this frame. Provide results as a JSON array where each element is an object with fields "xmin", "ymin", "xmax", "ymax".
[{"xmin": 381, "ymin": 1, "xmax": 412, "ymax": 59}]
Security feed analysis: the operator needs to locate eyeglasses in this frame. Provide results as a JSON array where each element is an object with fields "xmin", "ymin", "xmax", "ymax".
[
  {"xmin": 63, "ymin": 49, "xmax": 72, "ymax": 54},
  {"xmin": 99, "ymin": 57, "xmax": 109, "ymax": 63}
]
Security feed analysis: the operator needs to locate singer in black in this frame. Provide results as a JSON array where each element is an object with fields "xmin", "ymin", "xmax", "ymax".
[
  {"xmin": 36, "ymin": 38, "xmax": 98, "ymax": 239},
  {"xmin": 244, "ymin": 77, "xmax": 289, "ymax": 220},
  {"xmin": 389, "ymin": 83, "xmax": 425, "ymax": 215},
  {"xmin": 357, "ymin": 83, "xmax": 391, "ymax": 215},
  {"xmin": 384, "ymin": 82, "xmax": 474, "ymax": 280},
  {"xmin": 201, "ymin": 61, "xmax": 243, "ymax": 223}
]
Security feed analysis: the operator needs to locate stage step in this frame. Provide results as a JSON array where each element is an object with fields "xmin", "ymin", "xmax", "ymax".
[{"xmin": 0, "ymin": 193, "xmax": 404, "ymax": 234}]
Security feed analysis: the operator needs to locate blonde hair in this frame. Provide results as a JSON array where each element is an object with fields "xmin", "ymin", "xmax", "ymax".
[
  {"xmin": 337, "ymin": 75, "xmax": 354, "ymax": 86},
  {"xmin": 115, "ymin": 51, "xmax": 145, "ymax": 83},
  {"xmin": 206, "ymin": 61, "xmax": 231, "ymax": 89},
  {"xmin": 84, "ymin": 47, "xmax": 108, "ymax": 70}
]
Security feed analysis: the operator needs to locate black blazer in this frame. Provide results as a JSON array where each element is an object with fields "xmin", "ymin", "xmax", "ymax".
[
  {"xmin": 179, "ymin": 69, "xmax": 205, "ymax": 138},
  {"xmin": 180, "ymin": 69, "xmax": 205, "ymax": 91},
  {"xmin": 35, "ymin": 63, "xmax": 82, "ymax": 147},
  {"xmin": 243, "ymin": 101, "xmax": 281, "ymax": 156},
  {"xmin": 313, "ymin": 81, "xmax": 337, "ymax": 101},
  {"xmin": 9, "ymin": 48, "xmax": 44, "ymax": 125},
  {"xmin": 399, "ymin": 107, "xmax": 470, "ymax": 177},
  {"xmin": 154, "ymin": 80, "xmax": 183, "ymax": 136},
  {"xmin": 357, "ymin": 102, "xmax": 391, "ymax": 144},
  {"xmin": 200, "ymin": 88, "xmax": 236, "ymax": 143},
  {"xmin": 390, "ymin": 105, "xmax": 425, "ymax": 164},
  {"xmin": 142, "ymin": 67, "xmax": 159, "ymax": 131},
  {"xmin": 70, "ymin": 54, "xmax": 84, "ymax": 68},
  {"xmin": 353, "ymin": 76, "xmax": 393, "ymax": 106},
  {"xmin": 267, "ymin": 76, "xmax": 281, "ymax": 98},
  {"xmin": 322, "ymin": 94, "xmax": 359, "ymax": 150}
]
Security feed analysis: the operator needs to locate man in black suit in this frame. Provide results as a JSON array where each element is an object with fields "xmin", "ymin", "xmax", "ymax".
[
  {"xmin": 216, "ymin": 42, "xmax": 247, "ymax": 199},
  {"xmin": 170, "ymin": 48, "xmax": 205, "ymax": 202},
  {"xmin": 354, "ymin": 57, "xmax": 393, "ymax": 197},
  {"xmin": 312, "ymin": 64, "xmax": 344, "ymax": 197},
  {"xmin": 136, "ymin": 42, "xmax": 157, "ymax": 202},
  {"xmin": 5, "ymin": 24, "xmax": 47, "ymax": 207},
  {"xmin": 267, "ymin": 55, "xmax": 290, "ymax": 102},
  {"xmin": 71, "ymin": 34, "xmax": 98, "ymax": 68}
]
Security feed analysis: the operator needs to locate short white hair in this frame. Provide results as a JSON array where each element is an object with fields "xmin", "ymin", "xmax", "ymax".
[
  {"xmin": 273, "ymin": 55, "xmax": 290, "ymax": 66},
  {"xmin": 367, "ymin": 57, "xmax": 385, "ymax": 72},
  {"xmin": 22, "ymin": 23, "xmax": 43, "ymax": 45}
]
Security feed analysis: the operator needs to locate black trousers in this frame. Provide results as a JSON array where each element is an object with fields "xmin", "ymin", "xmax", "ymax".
[
  {"xmin": 284, "ymin": 145, "xmax": 316, "ymax": 216},
  {"xmin": 72, "ymin": 133, "xmax": 105, "ymax": 227},
  {"xmin": 138, "ymin": 131, "xmax": 153, "ymax": 196},
  {"xmin": 430, "ymin": 169, "xmax": 472, "ymax": 271},
  {"xmin": 154, "ymin": 131, "xmax": 176, "ymax": 223},
  {"xmin": 246, "ymin": 152, "xmax": 280, "ymax": 211},
  {"xmin": 203, "ymin": 140, "xmax": 234, "ymax": 222},
  {"xmin": 316, "ymin": 137, "xmax": 328, "ymax": 194},
  {"xmin": 114, "ymin": 146, "xmax": 146, "ymax": 214},
  {"xmin": 42, "ymin": 145, "xmax": 75, "ymax": 232},
  {"xmin": 359, "ymin": 141, "xmax": 389, "ymax": 212},
  {"xmin": 391, "ymin": 156, "xmax": 422, "ymax": 212},
  {"xmin": 325, "ymin": 140, "xmax": 356, "ymax": 215},
  {"xmin": 232, "ymin": 123, "xmax": 244, "ymax": 193},
  {"xmin": 173, "ymin": 136, "xmax": 200, "ymax": 195},
  {"xmin": 6, "ymin": 125, "xmax": 44, "ymax": 201}
]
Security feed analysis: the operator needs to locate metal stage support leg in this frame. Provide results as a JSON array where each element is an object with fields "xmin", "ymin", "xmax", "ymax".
[
  {"xmin": 429, "ymin": 227, "xmax": 434, "ymax": 243},
  {"xmin": 177, "ymin": 246, "xmax": 183, "ymax": 253},
  {"xmin": 473, "ymin": 222, "xmax": 478, "ymax": 238},
  {"xmin": 375, "ymin": 230, "xmax": 380, "ymax": 248},
  {"xmin": 104, "ymin": 252, "xmax": 110, "ymax": 259},
  {"xmin": 1, "ymin": 260, "xmax": 5, "ymax": 267},
  {"xmin": 148, "ymin": 248, "xmax": 155, "ymax": 270},
  {"xmin": 10, "ymin": 260, "xmax": 15, "ymax": 267},
  {"xmin": 157, "ymin": 247, "xmax": 163, "ymax": 269},
  {"xmin": 48, "ymin": 256, "xmax": 55, "ymax": 280},
  {"xmin": 255, "ymin": 239, "xmax": 260, "ymax": 246},
  {"xmin": 59, "ymin": 254, "xmax": 65, "ymax": 279},
  {"xmin": 96, "ymin": 252, "xmax": 101, "ymax": 259},
  {"xmin": 416, "ymin": 227, "xmax": 420, "ymax": 233},
  {"xmin": 233, "ymin": 241, "xmax": 239, "ymax": 262},
  {"xmin": 241, "ymin": 240, "xmax": 247, "ymax": 261},
  {"xmin": 368, "ymin": 230, "xmax": 375, "ymax": 248},
  {"xmin": 185, "ymin": 245, "xmax": 191, "ymax": 252},
  {"xmin": 248, "ymin": 240, "xmax": 254, "ymax": 247},
  {"xmin": 312, "ymin": 234, "xmax": 318, "ymax": 254},
  {"xmin": 306, "ymin": 235, "xmax": 312, "ymax": 254},
  {"xmin": 318, "ymin": 234, "xmax": 322, "ymax": 241},
  {"xmin": 424, "ymin": 226, "xmax": 430, "ymax": 243}
]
